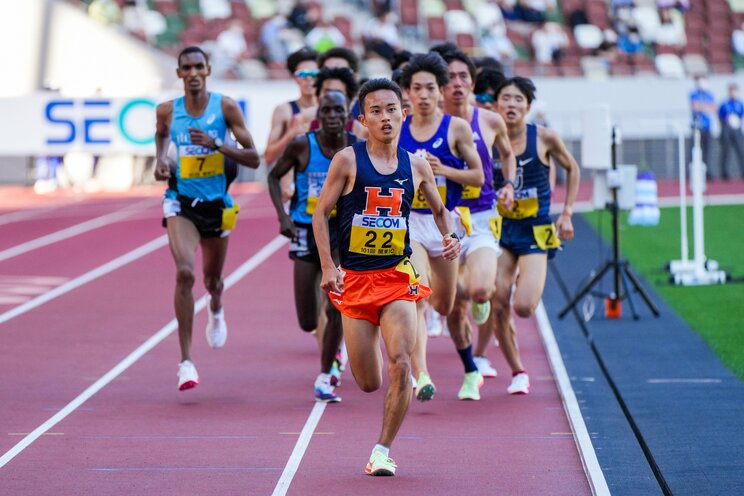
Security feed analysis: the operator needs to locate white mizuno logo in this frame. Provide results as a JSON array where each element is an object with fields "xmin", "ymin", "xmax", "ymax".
[
  {"xmin": 206, "ymin": 114, "xmax": 216, "ymax": 125},
  {"xmin": 518, "ymin": 157, "xmax": 534, "ymax": 166},
  {"xmin": 394, "ymin": 178, "xmax": 409, "ymax": 185},
  {"xmin": 432, "ymin": 137, "xmax": 443, "ymax": 149}
]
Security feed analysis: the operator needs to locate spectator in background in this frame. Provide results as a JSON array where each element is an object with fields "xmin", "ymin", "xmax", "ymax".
[
  {"xmin": 287, "ymin": 1, "xmax": 314, "ymax": 35},
  {"xmin": 532, "ymin": 22, "xmax": 568, "ymax": 65},
  {"xmin": 363, "ymin": 10, "xmax": 400, "ymax": 62},
  {"xmin": 733, "ymin": 23, "xmax": 744, "ymax": 56},
  {"xmin": 306, "ymin": 18, "xmax": 346, "ymax": 53},
  {"xmin": 121, "ymin": 0, "xmax": 166, "ymax": 44},
  {"xmin": 655, "ymin": 7, "xmax": 686, "ymax": 49},
  {"xmin": 689, "ymin": 75, "xmax": 716, "ymax": 172},
  {"xmin": 617, "ymin": 25, "xmax": 644, "ymax": 58},
  {"xmin": 515, "ymin": 0, "xmax": 557, "ymax": 24},
  {"xmin": 213, "ymin": 20, "xmax": 249, "ymax": 78},
  {"xmin": 718, "ymin": 83, "xmax": 744, "ymax": 180}
]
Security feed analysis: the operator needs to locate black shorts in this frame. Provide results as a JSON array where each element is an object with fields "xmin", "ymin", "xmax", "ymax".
[
  {"xmin": 289, "ymin": 220, "xmax": 338, "ymax": 265},
  {"xmin": 162, "ymin": 195, "xmax": 225, "ymax": 239}
]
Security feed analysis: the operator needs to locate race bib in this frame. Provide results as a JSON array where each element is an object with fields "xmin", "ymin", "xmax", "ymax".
[
  {"xmin": 498, "ymin": 187, "xmax": 539, "ymax": 219},
  {"xmin": 532, "ymin": 223, "xmax": 561, "ymax": 250},
  {"xmin": 221, "ymin": 204, "xmax": 240, "ymax": 230},
  {"xmin": 412, "ymin": 175, "xmax": 446, "ymax": 210},
  {"xmin": 455, "ymin": 206, "xmax": 473, "ymax": 236},
  {"xmin": 394, "ymin": 258, "xmax": 421, "ymax": 284},
  {"xmin": 349, "ymin": 214, "xmax": 406, "ymax": 256},
  {"xmin": 488, "ymin": 215, "xmax": 503, "ymax": 241},
  {"xmin": 460, "ymin": 185, "xmax": 481, "ymax": 200},
  {"xmin": 179, "ymin": 145, "xmax": 224, "ymax": 179}
]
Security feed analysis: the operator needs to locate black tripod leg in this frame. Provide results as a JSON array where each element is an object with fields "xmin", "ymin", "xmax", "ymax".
[
  {"xmin": 619, "ymin": 265, "xmax": 640, "ymax": 320},
  {"xmin": 559, "ymin": 262, "xmax": 613, "ymax": 319},
  {"xmin": 624, "ymin": 264, "xmax": 661, "ymax": 317}
]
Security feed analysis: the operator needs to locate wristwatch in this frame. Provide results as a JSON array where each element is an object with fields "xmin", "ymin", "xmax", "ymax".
[
  {"xmin": 445, "ymin": 231, "xmax": 460, "ymax": 241},
  {"xmin": 502, "ymin": 179, "xmax": 515, "ymax": 189},
  {"xmin": 212, "ymin": 137, "xmax": 223, "ymax": 150}
]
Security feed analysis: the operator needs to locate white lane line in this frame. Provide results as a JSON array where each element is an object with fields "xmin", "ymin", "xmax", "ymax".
[
  {"xmin": 0, "ymin": 236, "xmax": 168, "ymax": 326},
  {"xmin": 0, "ymin": 199, "xmax": 82, "ymax": 225},
  {"xmin": 535, "ymin": 301, "xmax": 611, "ymax": 496},
  {"xmin": 0, "ymin": 235, "xmax": 288, "ymax": 468},
  {"xmin": 272, "ymin": 402, "xmax": 327, "ymax": 496},
  {"xmin": 0, "ymin": 198, "xmax": 157, "ymax": 263}
]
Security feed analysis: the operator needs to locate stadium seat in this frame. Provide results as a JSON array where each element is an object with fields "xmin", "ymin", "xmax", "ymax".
[
  {"xmin": 573, "ymin": 24, "xmax": 603, "ymax": 50},
  {"xmin": 427, "ymin": 16, "xmax": 448, "ymax": 42},
  {"xmin": 633, "ymin": 6, "xmax": 661, "ymax": 43},
  {"xmin": 444, "ymin": 10, "xmax": 475, "ymax": 35},
  {"xmin": 655, "ymin": 53, "xmax": 685, "ymax": 78},
  {"xmin": 682, "ymin": 54, "xmax": 709, "ymax": 76},
  {"xmin": 455, "ymin": 32, "xmax": 476, "ymax": 50},
  {"xmin": 399, "ymin": 0, "xmax": 419, "ymax": 27},
  {"xmin": 580, "ymin": 56, "xmax": 610, "ymax": 79}
]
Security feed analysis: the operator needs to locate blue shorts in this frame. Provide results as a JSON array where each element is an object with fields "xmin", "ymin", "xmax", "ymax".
[{"xmin": 500, "ymin": 217, "xmax": 559, "ymax": 259}]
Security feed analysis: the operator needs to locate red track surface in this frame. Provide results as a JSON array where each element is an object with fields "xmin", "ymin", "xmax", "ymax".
[{"xmin": 0, "ymin": 186, "xmax": 591, "ymax": 495}]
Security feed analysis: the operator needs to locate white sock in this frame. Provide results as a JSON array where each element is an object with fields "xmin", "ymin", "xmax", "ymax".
[
  {"xmin": 318, "ymin": 373, "xmax": 331, "ymax": 383},
  {"xmin": 373, "ymin": 444, "xmax": 389, "ymax": 457}
]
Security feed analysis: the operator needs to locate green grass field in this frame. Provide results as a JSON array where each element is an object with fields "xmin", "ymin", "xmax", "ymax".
[{"xmin": 583, "ymin": 205, "xmax": 744, "ymax": 381}]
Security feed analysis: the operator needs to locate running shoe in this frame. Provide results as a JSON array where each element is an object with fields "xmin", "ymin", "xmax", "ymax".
[
  {"xmin": 415, "ymin": 372, "xmax": 436, "ymax": 402},
  {"xmin": 314, "ymin": 374, "xmax": 341, "ymax": 403},
  {"xmin": 205, "ymin": 302, "xmax": 227, "ymax": 349},
  {"xmin": 470, "ymin": 300, "xmax": 491, "ymax": 325},
  {"xmin": 458, "ymin": 371, "xmax": 484, "ymax": 400},
  {"xmin": 365, "ymin": 449, "xmax": 397, "ymax": 476},
  {"xmin": 330, "ymin": 360, "xmax": 342, "ymax": 387},
  {"xmin": 177, "ymin": 360, "xmax": 199, "ymax": 391},
  {"xmin": 474, "ymin": 355, "xmax": 497, "ymax": 378},
  {"xmin": 507, "ymin": 372, "xmax": 531, "ymax": 395}
]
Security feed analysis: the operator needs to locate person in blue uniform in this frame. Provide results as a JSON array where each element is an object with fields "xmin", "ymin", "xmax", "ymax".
[
  {"xmin": 312, "ymin": 79, "xmax": 460, "ymax": 476},
  {"xmin": 154, "ymin": 46, "xmax": 260, "ymax": 391},
  {"xmin": 718, "ymin": 82, "xmax": 744, "ymax": 180},
  {"xmin": 268, "ymin": 91, "xmax": 356, "ymax": 403},
  {"xmin": 491, "ymin": 77, "xmax": 580, "ymax": 395},
  {"xmin": 399, "ymin": 52, "xmax": 484, "ymax": 402}
]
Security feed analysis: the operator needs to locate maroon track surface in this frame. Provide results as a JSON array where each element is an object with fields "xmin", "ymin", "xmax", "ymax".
[{"xmin": 0, "ymin": 185, "xmax": 591, "ymax": 495}]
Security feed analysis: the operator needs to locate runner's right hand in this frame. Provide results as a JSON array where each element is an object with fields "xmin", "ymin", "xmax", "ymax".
[
  {"xmin": 279, "ymin": 215, "xmax": 298, "ymax": 239},
  {"xmin": 320, "ymin": 266, "xmax": 344, "ymax": 294},
  {"xmin": 154, "ymin": 157, "xmax": 173, "ymax": 180}
]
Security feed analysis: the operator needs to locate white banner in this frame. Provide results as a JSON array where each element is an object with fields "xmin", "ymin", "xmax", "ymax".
[{"xmin": 0, "ymin": 82, "xmax": 297, "ymax": 156}]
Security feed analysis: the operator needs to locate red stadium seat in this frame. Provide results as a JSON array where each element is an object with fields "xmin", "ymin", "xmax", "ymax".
[
  {"xmin": 399, "ymin": 0, "xmax": 419, "ymax": 27},
  {"xmin": 427, "ymin": 16, "xmax": 448, "ymax": 42},
  {"xmin": 455, "ymin": 33, "xmax": 476, "ymax": 49}
]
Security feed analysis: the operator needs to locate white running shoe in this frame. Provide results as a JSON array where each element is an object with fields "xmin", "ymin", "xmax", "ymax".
[
  {"xmin": 507, "ymin": 372, "xmax": 530, "ymax": 395},
  {"xmin": 177, "ymin": 360, "xmax": 199, "ymax": 391},
  {"xmin": 474, "ymin": 356, "xmax": 497, "ymax": 378},
  {"xmin": 314, "ymin": 374, "xmax": 341, "ymax": 403},
  {"xmin": 206, "ymin": 303, "xmax": 227, "ymax": 349}
]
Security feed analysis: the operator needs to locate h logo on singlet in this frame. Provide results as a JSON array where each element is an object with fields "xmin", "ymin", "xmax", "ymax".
[
  {"xmin": 408, "ymin": 285, "xmax": 419, "ymax": 296},
  {"xmin": 363, "ymin": 187, "xmax": 404, "ymax": 216}
]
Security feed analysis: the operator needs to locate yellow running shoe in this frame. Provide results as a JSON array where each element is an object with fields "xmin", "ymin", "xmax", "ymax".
[
  {"xmin": 365, "ymin": 449, "xmax": 397, "ymax": 476},
  {"xmin": 470, "ymin": 300, "xmax": 491, "ymax": 325},
  {"xmin": 415, "ymin": 372, "xmax": 436, "ymax": 402},
  {"xmin": 458, "ymin": 371, "xmax": 484, "ymax": 400}
]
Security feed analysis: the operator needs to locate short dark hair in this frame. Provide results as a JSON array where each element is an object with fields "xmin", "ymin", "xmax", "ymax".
[
  {"xmin": 391, "ymin": 50, "xmax": 412, "ymax": 71},
  {"xmin": 429, "ymin": 42, "xmax": 459, "ymax": 58},
  {"xmin": 474, "ymin": 68, "xmax": 506, "ymax": 94},
  {"xmin": 495, "ymin": 76, "xmax": 537, "ymax": 104},
  {"xmin": 399, "ymin": 52, "xmax": 449, "ymax": 89},
  {"xmin": 358, "ymin": 78, "xmax": 402, "ymax": 115},
  {"xmin": 473, "ymin": 56, "xmax": 504, "ymax": 74},
  {"xmin": 287, "ymin": 47, "xmax": 318, "ymax": 74},
  {"xmin": 315, "ymin": 67, "xmax": 358, "ymax": 100},
  {"xmin": 318, "ymin": 47, "xmax": 360, "ymax": 73},
  {"xmin": 178, "ymin": 46, "xmax": 209, "ymax": 67},
  {"xmin": 441, "ymin": 49, "xmax": 477, "ymax": 82}
]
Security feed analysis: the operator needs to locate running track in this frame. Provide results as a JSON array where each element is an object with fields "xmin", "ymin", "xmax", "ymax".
[{"xmin": 0, "ymin": 184, "xmax": 595, "ymax": 495}]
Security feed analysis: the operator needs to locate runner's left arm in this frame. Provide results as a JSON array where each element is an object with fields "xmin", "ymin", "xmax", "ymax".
[
  {"xmin": 427, "ymin": 117, "xmax": 483, "ymax": 187},
  {"xmin": 412, "ymin": 154, "xmax": 460, "ymax": 261},
  {"xmin": 543, "ymin": 128, "xmax": 580, "ymax": 241},
  {"xmin": 188, "ymin": 96, "xmax": 260, "ymax": 168},
  {"xmin": 491, "ymin": 112, "xmax": 516, "ymax": 208}
]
